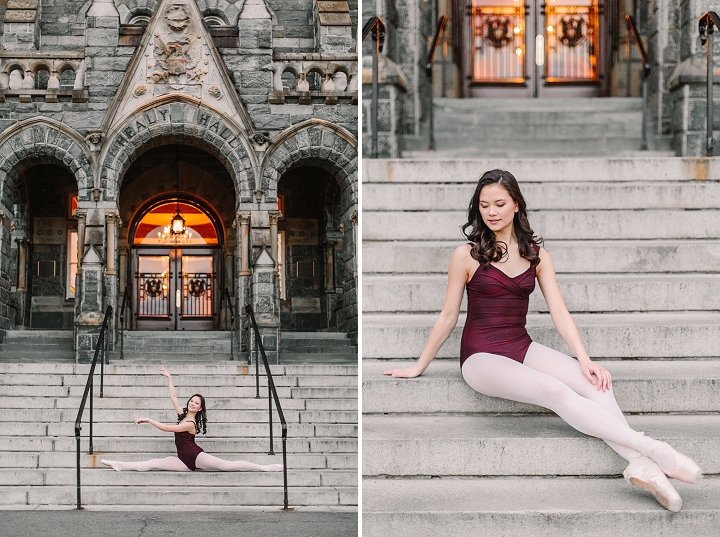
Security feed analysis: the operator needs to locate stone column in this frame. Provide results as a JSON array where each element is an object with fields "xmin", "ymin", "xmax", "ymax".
[
  {"xmin": 268, "ymin": 210, "xmax": 282, "ymax": 273},
  {"xmin": 118, "ymin": 246, "xmax": 128, "ymax": 293},
  {"xmin": 105, "ymin": 211, "xmax": 118, "ymax": 275},
  {"xmin": 238, "ymin": 212, "xmax": 251, "ymax": 276},
  {"xmin": 16, "ymin": 239, "xmax": 27, "ymax": 292},
  {"xmin": 74, "ymin": 209, "xmax": 87, "ymax": 275},
  {"xmin": 251, "ymin": 247, "xmax": 280, "ymax": 363},
  {"xmin": 324, "ymin": 240, "xmax": 335, "ymax": 291}
]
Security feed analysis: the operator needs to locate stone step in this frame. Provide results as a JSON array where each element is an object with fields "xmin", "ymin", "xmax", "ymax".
[
  {"xmin": 362, "ymin": 360, "xmax": 720, "ymax": 414},
  {"xmin": 54, "ymin": 397, "xmax": 357, "ymax": 411},
  {"xmin": 3, "ymin": 436, "xmax": 357, "ymax": 454},
  {"xmin": 362, "ymin": 274, "xmax": 720, "ymax": 313},
  {"xmin": 430, "ymin": 118, "xmax": 642, "ymax": 133},
  {"xmin": 413, "ymin": 138, "xmax": 645, "ymax": 157},
  {"xmin": 121, "ymin": 331, "xmax": 232, "ymax": 340},
  {"xmin": 34, "ymin": 452, "xmax": 356, "ymax": 469},
  {"xmin": 363, "ymin": 414, "xmax": 719, "ymax": 476},
  {"xmin": 15, "ymin": 485, "xmax": 356, "ymax": 506},
  {"xmin": 362, "ymin": 240, "xmax": 720, "ymax": 274},
  {"xmin": 1, "ymin": 468, "xmax": 357, "ymax": 487},
  {"xmin": 362, "ymin": 312, "xmax": 720, "ymax": 359},
  {"xmin": 62, "ymin": 385, "xmax": 356, "ymax": 399},
  {"xmin": 282, "ymin": 332, "xmax": 351, "ymax": 339},
  {"xmin": 280, "ymin": 342, "xmax": 356, "ymax": 351},
  {"xmin": 363, "ymin": 182, "xmax": 720, "ymax": 211},
  {"xmin": 54, "ymin": 373, "xmax": 358, "ymax": 387},
  {"xmin": 0, "ymin": 362, "xmax": 356, "ymax": 376},
  {"xmin": 4, "ymin": 408, "xmax": 357, "ymax": 424},
  {"xmin": 362, "ymin": 157, "xmax": 720, "ymax": 184},
  {"xmin": 430, "ymin": 97, "xmax": 643, "ymax": 111},
  {"xmin": 363, "ymin": 210, "xmax": 720, "ymax": 241},
  {"xmin": 115, "ymin": 343, "xmax": 231, "ymax": 352},
  {"xmin": 40, "ymin": 422, "xmax": 358, "ymax": 438},
  {"xmin": 1, "ymin": 330, "xmax": 73, "ymax": 340},
  {"xmin": 278, "ymin": 353, "xmax": 359, "ymax": 364},
  {"xmin": 362, "ymin": 477, "xmax": 720, "ymax": 536}
]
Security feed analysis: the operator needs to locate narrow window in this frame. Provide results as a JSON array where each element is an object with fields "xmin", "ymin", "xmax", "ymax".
[{"xmin": 67, "ymin": 230, "xmax": 78, "ymax": 299}]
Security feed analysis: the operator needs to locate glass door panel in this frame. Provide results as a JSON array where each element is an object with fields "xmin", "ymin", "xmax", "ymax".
[
  {"xmin": 137, "ymin": 255, "xmax": 171, "ymax": 318},
  {"xmin": 471, "ymin": 0, "xmax": 526, "ymax": 83},
  {"xmin": 544, "ymin": 0, "xmax": 599, "ymax": 82},
  {"xmin": 181, "ymin": 255, "xmax": 214, "ymax": 318}
]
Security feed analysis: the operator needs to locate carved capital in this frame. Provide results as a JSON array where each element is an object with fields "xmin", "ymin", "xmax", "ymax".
[
  {"xmin": 105, "ymin": 210, "xmax": 121, "ymax": 227},
  {"xmin": 268, "ymin": 210, "xmax": 282, "ymax": 225},
  {"xmin": 85, "ymin": 130, "xmax": 105, "ymax": 155},
  {"xmin": 74, "ymin": 209, "xmax": 88, "ymax": 222},
  {"xmin": 237, "ymin": 212, "xmax": 251, "ymax": 226},
  {"xmin": 350, "ymin": 211, "xmax": 358, "ymax": 225}
]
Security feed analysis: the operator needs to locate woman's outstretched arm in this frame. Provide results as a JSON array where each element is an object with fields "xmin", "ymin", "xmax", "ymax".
[
  {"xmin": 159, "ymin": 365, "xmax": 183, "ymax": 415},
  {"xmin": 383, "ymin": 244, "xmax": 473, "ymax": 378},
  {"xmin": 535, "ymin": 247, "xmax": 612, "ymax": 391},
  {"xmin": 134, "ymin": 417, "xmax": 195, "ymax": 433}
]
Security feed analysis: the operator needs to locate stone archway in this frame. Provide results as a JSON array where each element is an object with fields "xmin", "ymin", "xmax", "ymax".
[
  {"xmin": 99, "ymin": 96, "xmax": 258, "ymax": 203},
  {"xmin": 259, "ymin": 119, "xmax": 358, "ymax": 342},
  {"xmin": 0, "ymin": 118, "xmax": 91, "ymax": 333}
]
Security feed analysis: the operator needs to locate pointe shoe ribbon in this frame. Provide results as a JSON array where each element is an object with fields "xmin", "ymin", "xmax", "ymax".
[
  {"xmin": 631, "ymin": 432, "xmax": 703, "ymax": 484},
  {"xmin": 623, "ymin": 457, "xmax": 682, "ymax": 512}
]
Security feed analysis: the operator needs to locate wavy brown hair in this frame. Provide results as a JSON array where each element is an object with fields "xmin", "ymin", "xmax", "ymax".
[
  {"xmin": 461, "ymin": 169, "xmax": 543, "ymax": 268},
  {"xmin": 177, "ymin": 393, "xmax": 208, "ymax": 435}
]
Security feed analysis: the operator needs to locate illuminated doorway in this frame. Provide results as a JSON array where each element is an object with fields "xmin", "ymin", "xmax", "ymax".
[{"xmin": 129, "ymin": 197, "xmax": 223, "ymax": 330}]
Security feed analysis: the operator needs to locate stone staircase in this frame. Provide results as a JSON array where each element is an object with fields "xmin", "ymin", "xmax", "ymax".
[
  {"xmin": 0, "ymin": 330, "xmax": 74, "ymax": 363},
  {"xmin": 403, "ymin": 97, "xmax": 673, "ymax": 157},
  {"xmin": 112, "ymin": 331, "xmax": 234, "ymax": 362},
  {"xmin": 362, "ymin": 157, "xmax": 720, "ymax": 534},
  {"xmin": 1, "ymin": 362, "xmax": 357, "ymax": 509},
  {"xmin": 280, "ymin": 332, "xmax": 359, "ymax": 364}
]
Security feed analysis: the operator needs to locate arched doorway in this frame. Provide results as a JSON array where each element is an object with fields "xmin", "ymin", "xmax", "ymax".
[
  {"xmin": 129, "ymin": 196, "xmax": 224, "ymax": 330},
  {"xmin": 118, "ymin": 144, "xmax": 236, "ymax": 332},
  {"xmin": 277, "ymin": 166, "xmax": 347, "ymax": 332}
]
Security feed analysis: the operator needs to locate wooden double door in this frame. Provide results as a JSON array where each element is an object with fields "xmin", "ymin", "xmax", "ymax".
[{"xmin": 133, "ymin": 248, "xmax": 219, "ymax": 330}]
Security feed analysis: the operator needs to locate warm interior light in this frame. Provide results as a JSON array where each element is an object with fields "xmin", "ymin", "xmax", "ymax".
[
  {"xmin": 514, "ymin": 25, "xmax": 521, "ymax": 34},
  {"xmin": 547, "ymin": 25, "xmax": 554, "ymax": 32},
  {"xmin": 515, "ymin": 47, "xmax": 523, "ymax": 56},
  {"xmin": 171, "ymin": 211, "xmax": 186, "ymax": 235}
]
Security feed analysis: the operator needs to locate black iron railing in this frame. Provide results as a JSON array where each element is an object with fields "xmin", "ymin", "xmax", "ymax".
[
  {"xmin": 426, "ymin": 15, "xmax": 447, "ymax": 151},
  {"xmin": 625, "ymin": 16, "xmax": 650, "ymax": 151},
  {"xmin": 74, "ymin": 305, "xmax": 113, "ymax": 510},
  {"xmin": 119, "ymin": 285, "xmax": 130, "ymax": 360},
  {"xmin": 362, "ymin": 16, "xmax": 386, "ymax": 158},
  {"xmin": 222, "ymin": 287, "xmax": 235, "ymax": 361},
  {"xmin": 245, "ymin": 303, "xmax": 289, "ymax": 510},
  {"xmin": 699, "ymin": 12, "xmax": 720, "ymax": 157}
]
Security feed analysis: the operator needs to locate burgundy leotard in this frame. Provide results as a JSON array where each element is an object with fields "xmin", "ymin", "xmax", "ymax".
[
  {"xmin": 459, "ymin": 251, "xmax": 538, "ymax": 368},
  {"xmin": 175, "ymin": 431, "xmax": 204, "ymax": 470}
]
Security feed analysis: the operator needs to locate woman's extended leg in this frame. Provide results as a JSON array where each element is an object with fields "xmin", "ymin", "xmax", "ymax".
[
  {"xmin": 461, "ymin": 352, "xmax": 650, "ymax": 453},
  {"xmin": 101, "ymin": 456, "xmax": 191, "ymax": 472},
  {"xmin": 195, "ymin": 452, "xmax": 282, "ymax": 472},
  {"xmin": 522, "ymin": 342, "xmax": 640, "ymax": 462}
]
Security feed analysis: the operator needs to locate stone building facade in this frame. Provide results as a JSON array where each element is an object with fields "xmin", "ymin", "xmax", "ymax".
[
  {"xmin": 0, "ymin": 0, "xmax": 358, "ymax": 361},
  {"xmin": 363, "ymin": 0, "xmax": 720, "ymax": 157}
]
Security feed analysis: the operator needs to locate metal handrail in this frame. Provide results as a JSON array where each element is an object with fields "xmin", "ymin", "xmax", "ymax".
[
  {"xmin": 362, "ymin": 17, "xmax": 386, "ymax": 158},
  {"xmin": 244, "ymin": 303, "xmax": 289, "ymax": 510},
  {"xmin": 699, "ymin": 12, "xmax": 720, "ymax": 157},
  {"xmin": 74, "ymin": 305, "xmax": 113, "ymax": 510},
  {"xmin": 625, "ymin": 16, "xmax": 650, "ymax": 151},
  {"xmin": 119, "ymin": 285, "xmax": 130, "ymax": 360},
  {"xmin": 426, "ymin": 16, "xmax": 447, "ymax": 151},
  {"xmin": 222, "ymin": 287, "xmax": 235, "ymax": 360}
]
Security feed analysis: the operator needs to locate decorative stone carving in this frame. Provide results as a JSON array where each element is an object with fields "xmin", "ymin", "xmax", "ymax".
[
  {"xmin": 150, "ymin": 6, "xmax": 203, "ymax": 85},
  {"xmin": 133, "ymin": 84, "xmax": 147, "ymax": 97},
  {"xmin": 208, "ymin": 85, "xmax": 221, "ymax": 98},
  {"xmin": 85, "ymin": 131, "xmax": 105, "ymax": 155}
]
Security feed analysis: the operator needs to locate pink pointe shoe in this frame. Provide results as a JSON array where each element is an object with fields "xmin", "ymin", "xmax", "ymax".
[
  {"xmin": 623, "ymin": 457, "xmax": 682, "ymax": 512},
  {"xmin": 101, "ymin": 459, "xmax": 124, "ymax": 472},
  {"xmin": 631, "ymin": 433, "xmax": 703, "ymax": 484}
]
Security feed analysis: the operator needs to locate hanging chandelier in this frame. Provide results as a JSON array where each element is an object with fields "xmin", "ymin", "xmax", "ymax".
[{"xmin": 157, "ymin": 147, "xmax": 192, "ymax": 244}]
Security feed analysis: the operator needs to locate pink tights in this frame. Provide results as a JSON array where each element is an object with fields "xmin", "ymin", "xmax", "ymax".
[
  {"xmin": 461, "ymin": 341, "xmax": 676, "ymax": 469},
  {"xmin": 117, "ymin": 453, "xmax": 276, "ymax": 472}
]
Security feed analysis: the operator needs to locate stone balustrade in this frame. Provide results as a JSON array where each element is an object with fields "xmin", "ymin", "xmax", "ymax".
[
  {"xmin": 0, "ymin": 51, "xmax": 88, "ymax": 103},
  {"xmin": 270, "ymin": 52, "xmax": 358, "ymax": 105}
]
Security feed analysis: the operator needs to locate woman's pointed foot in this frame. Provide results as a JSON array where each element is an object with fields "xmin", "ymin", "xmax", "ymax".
[
  {"xmin": 631, "ymin": 433, "xmax": 703, "ymax": 484},
  {"xmin": 265, "ymin": 464, "xmax": 283, "ymax": 472},
  {"xmin": 101, "ymin": 459, "xmax": 124, "ymax": 472},
  {"xmin": 623, "ymin": 457, "xmax": 682, "ymax": 512}
]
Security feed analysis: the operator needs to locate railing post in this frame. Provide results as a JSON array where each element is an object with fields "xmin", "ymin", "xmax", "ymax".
[
  {"xmin": 708, "ymin": 22, "xmax": 715, "ymax": 157},
  {"xmin": 254, "ymin": 328, "xmax": 260, "ymax": 399},
  {"xmin": 267, "ymin": 381, "xmax": 275, "ymax": 455},
  {"xmin": 641, "ymin": 72, "xmax": 648, "ymax": 150},
  {"xmin": 371, "ymin": 23, "xmax": 380, "ymax": 158},
  {"xmin": 76, "ymin": 431, "xmax": 81, "ymax": 509},
  {"xmin": 89, "ymin": 376, "xmax": 93, "ymax": 455},
  {"xmin": 426, "ymin": 16, "xmax": 447, "ymax": 152}
]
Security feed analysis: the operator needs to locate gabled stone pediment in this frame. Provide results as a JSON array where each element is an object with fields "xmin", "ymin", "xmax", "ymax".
[{"xmin": 102, "ymin": 0, "xmax": 254, "ymax": 134}]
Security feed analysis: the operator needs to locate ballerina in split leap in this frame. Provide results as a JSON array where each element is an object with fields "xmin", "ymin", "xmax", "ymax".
[
  {"xmin": 383, "ymin": 169, "xmax": 702, "ymax": 512},
  {"xmin": 102, "ymin": 366, "xmax": 283, "ymax": 473}
]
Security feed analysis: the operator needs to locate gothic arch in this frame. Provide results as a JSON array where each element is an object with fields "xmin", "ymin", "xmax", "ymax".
[
  {"xmin": 99, "ymin": 95, "xmax": 258, "ymax": 203},
  {"xmin": 260, "ymin": 119, "xmax": 358, "ymax": 205},
  {"xmin": 0, "ymin": 117, "xmax": 93, "ymax": 208}
]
